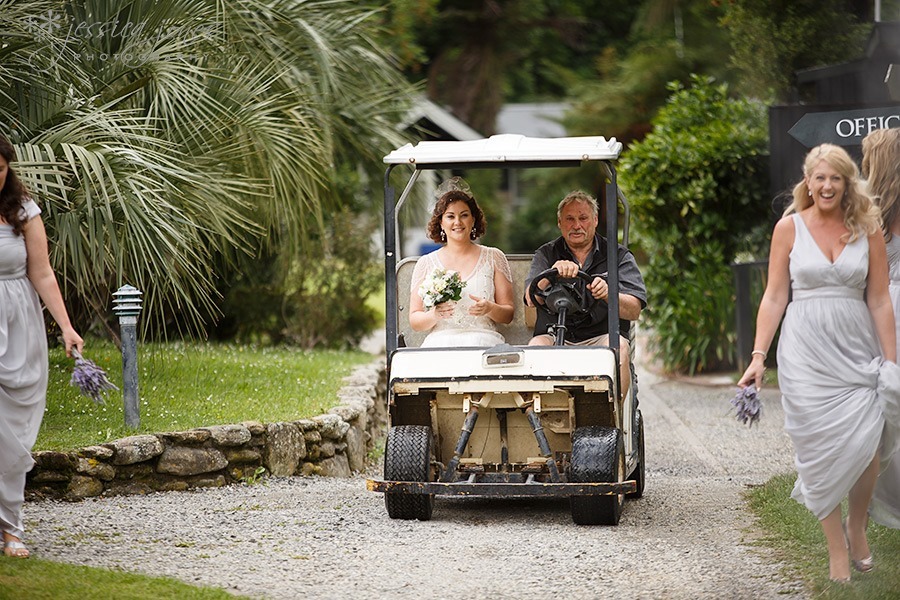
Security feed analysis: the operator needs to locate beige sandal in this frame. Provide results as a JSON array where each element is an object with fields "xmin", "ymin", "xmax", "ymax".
[{"xmin": 2, "ymin": 533, "xmax": 30, "ymax": 558}]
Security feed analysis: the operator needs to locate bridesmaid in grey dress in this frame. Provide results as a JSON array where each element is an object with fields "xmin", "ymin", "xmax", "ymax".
[
  {"xmin": 862, "ymin": 127, "xmax": 900, "ymax": 530},
  {"xmin": 0, "ymin": 136, "xmax": 82, "ymax": 558},
  {"xmin": 738, "ymin": 144, "xmax": 900, "ymax": 582}
]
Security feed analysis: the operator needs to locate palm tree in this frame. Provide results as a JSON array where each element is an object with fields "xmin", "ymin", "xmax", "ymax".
[{"xmin": 0, "ymin": 0, "xmax": 415, "ymax": 335}]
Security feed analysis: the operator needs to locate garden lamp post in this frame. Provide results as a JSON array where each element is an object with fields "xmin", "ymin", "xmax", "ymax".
[{"xmin": 113, "ymin": 285, "xmax": 143, "ymax": 428}]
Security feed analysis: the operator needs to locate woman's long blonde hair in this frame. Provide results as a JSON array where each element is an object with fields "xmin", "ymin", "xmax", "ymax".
[
  {"xmin": 862, "ymin": 128, "xmax": 900, "ymax": 240},
  {"xmin": 784, "ymin": 143, "xmax": 880, "ymax": 242}
]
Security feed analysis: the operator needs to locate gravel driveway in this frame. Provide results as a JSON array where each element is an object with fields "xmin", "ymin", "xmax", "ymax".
[{"xmin": 24, "ymin": 363, "xmax": 808, "ymax": 599}]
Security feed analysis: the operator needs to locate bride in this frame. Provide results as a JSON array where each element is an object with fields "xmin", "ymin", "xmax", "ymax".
[{"xmin": 409, "ymin": 178, "xmax": 514, "ymax": 347}]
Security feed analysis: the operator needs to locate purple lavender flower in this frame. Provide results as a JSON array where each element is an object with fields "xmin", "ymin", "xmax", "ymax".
[
  {"xmin": 70, "ymin": 349, "xmax": 118, "ymax": 405},
  {"xmin": 730, "ymin": 384, "xmax": 762, "ymax": 427}
]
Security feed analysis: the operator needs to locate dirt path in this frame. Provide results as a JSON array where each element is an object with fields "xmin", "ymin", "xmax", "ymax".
[{"xmin": 25, "ymin": 365, "xmax": 807, "ymax": 599}]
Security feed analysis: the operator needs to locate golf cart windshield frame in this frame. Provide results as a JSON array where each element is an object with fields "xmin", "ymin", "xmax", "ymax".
[{"xmin": 382, "ymin": 135, "xmax": 626, "ymax": 358}]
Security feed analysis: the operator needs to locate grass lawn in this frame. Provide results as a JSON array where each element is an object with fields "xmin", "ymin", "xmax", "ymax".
[
  {"xmin": 0, "ymin": 557, "xmax": 235, "ymax": 599},
  {"xmin": 747, "ymin": 472, "xmax": 900, "ymax": 598},
  {"xmin": 38, "ymin": 340, "xmax": 375, "ymax": 451}
]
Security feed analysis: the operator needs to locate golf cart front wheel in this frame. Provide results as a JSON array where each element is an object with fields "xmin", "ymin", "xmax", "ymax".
[
  {"xmin": 384, "ymin": 425, "xmax": 434, "ymax": 521},
  {"xmin": 568, "ymin": 426, "xmax": 625, "ymax": 525}
]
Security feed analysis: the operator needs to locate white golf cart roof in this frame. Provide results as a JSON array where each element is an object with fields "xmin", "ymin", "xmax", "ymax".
[{"xmin": 384, "ymin": 134, "xmax": 622, "ymax": 166}]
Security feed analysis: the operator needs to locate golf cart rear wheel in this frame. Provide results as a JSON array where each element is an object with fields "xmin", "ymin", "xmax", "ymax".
[
  {"xmin": 627, "ymin": 410, "xmax": 645, "ymax": 498},
  {"xmin": 569, "ymin": 426, "xmax": 625, "ymax": 525},
  {"xmin": 384, "ymin": 425, "xmax": 434, "ymax": 521}
]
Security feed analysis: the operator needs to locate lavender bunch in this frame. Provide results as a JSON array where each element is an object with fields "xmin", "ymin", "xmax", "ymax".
[
  {"xmin": 70, "ymin": 349, "xmax": 118, "ymax": 405},
  {"xmin": 730, "ymin": 384, "xmax": 762, "ymax": 427}
]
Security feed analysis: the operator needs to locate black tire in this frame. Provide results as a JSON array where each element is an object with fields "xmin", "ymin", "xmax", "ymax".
[
  {"xmin": 568, "ymin": 426, "xmax": 625, "ymax": 525},
  {"xmin": 627, "ymin": 410, "xmax": 645, "ymax": 499},
  {"xmin": 383, "ymin": 425, "xmax": 434, "ymax": 521}
]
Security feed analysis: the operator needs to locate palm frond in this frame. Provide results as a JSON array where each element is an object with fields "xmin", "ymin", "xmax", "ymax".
[{"xmin": 2, "ymin": 0, "xmax": 417, "ymax": 336}]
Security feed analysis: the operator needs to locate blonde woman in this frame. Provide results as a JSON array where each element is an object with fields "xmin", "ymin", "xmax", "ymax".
[
  {"xmin": 862, "ymin": 127, "xmax": 900, "ymax": 531},
  {"xmin": 738, "ymin": 144, "xmax": 900, "ymax": 582}
]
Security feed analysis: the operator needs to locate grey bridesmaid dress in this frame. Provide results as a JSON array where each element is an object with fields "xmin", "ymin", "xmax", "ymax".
[
  {"xmin": 777, "ymin": 214, "xmax": 900, "ymax": 521},
  {"xmin": 870, "ymin": 235, "xmax": 900, "ymax": 528},
  {"xmin": 0, "ymin": 200, "xmax": 48, "ymax": 539}
]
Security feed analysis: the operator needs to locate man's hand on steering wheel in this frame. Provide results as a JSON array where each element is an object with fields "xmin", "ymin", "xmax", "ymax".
[
  {"xmin": 585, "ymin": 274, "xmax": 609, "ymax": 302},
  {"xmin": 548, "ymin": 259, "xmax": 580, "ymax": 280},
  {"xmin": 527, "ymin": 264, "xmax": 596, "ymax": 317},
  {"xmin": 546, "ymin": 260, "xmax": 608, "ymax": 303}
]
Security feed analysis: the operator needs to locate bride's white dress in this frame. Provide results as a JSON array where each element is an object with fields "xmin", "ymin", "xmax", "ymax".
[
  {"xmin": 777, "ymin": 214, "xmax": 900, "ymax": 520},
  {"xmin": 411, "ymin": 245, "xmax": 511, "ymax": 348}
]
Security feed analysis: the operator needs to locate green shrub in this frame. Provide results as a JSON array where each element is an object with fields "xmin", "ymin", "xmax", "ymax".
[
  {"xmin": 214, "ymin": 207, "xmax": 381, "ymax": 348},
  {"xmin": 280, "ymin": 209, "xmax": 382, "ymax": 348},
  {"xmin": 620, "ymin": 76, "xmax": 770, "ymax": 374}
]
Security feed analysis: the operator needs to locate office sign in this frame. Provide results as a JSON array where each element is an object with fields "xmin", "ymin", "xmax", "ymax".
[{"xmin": 788, "ymin": 105, "xmax": 900, "ymax": 148}]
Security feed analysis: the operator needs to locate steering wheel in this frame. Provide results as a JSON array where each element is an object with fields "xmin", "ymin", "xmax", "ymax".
[
  {"xmin": 526, "ymin": 267, "xmax": 600, "ymax": 318},
  {"xmin": 527, "ymin": 268, "xmax": 607, "ymax": 346}
]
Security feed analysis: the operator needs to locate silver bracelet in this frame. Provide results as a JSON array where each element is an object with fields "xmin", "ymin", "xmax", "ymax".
[{"xmin": 751, "ymin": 350, "xmax": 767, "ymax": 360}]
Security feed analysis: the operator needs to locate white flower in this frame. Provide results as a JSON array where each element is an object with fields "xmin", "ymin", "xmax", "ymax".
[{"xmin": 419, "ymin": 268, "xmax": 465, "ymax": 310}]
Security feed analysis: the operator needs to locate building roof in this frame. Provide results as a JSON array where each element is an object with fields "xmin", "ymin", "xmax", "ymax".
[
  {"xmin": 795, "ymin": 22, "xmax": 900, "ymax": 104},
  {"xmin": 495, "ymin": 102, "xmax": 570, "ymax": 137},
  {"xmin": 401, "ymin": 96, "xmax": 483, "ymax": 142}
]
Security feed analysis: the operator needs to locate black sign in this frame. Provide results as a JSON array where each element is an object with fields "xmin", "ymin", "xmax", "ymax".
[{"xmin": 788, "ymin": 105, "xmax": 900, "ymax": 148}]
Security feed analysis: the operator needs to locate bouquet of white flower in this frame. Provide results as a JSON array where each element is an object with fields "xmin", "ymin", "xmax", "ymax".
[{"xmin": 419, "ymin": 268, "xmax": 465, "ymax": 310}]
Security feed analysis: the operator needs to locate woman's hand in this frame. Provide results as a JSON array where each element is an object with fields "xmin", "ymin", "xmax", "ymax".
[
  {"xmin": 434, "ymin": 300, "xmax": 457, "ymax": 319},
  {"xmin": 737, "ymin": 356, "xmax": 766, "ymax": 390},
  {"xmin": 61, "ymin": 327, "xmax": 84, "ymax": 358},
  {"xmin": 467, "ymin": 294, "xmax": 493, "ymax": 317}
]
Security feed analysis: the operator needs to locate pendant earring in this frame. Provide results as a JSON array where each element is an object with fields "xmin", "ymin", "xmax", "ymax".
[
  {"xmin": 808, "ymin": 190, "xmax": 812, "ymax": 197},
  {"xmin": 440, "ymin": 230, "xmax": 446, "ymax": 242},
  {"xmin": 470, "ymin": 228, "xmax": 477, "ymax": 240}
]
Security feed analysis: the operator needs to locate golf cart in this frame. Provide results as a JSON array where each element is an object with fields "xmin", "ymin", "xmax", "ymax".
[{"xmin": 366, "ymin": 135, "xmax": 645, "ymax": 525}]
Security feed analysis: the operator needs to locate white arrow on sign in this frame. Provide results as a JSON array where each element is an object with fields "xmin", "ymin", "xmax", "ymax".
[{"xmin": 788, "ymin": 106, "xmax": 900, "ymax": 148}]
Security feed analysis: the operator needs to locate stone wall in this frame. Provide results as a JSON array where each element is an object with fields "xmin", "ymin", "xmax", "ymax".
[{"xmin": 25, "ymin": 359, "xmax": 387, "ymax": 501}]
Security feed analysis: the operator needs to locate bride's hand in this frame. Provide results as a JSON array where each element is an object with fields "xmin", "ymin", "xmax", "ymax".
[
  {"xmin": 434, "ymin": 300, "xmax": 456, "ymax": 319},
  {"xmin": 467, "ymin": 294, "xmax": 492, "ymax": 316}
]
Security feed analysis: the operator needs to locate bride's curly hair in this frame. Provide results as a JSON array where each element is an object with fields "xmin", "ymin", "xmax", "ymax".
[
  {"xmin": 426, "ymin": 190, "xmax": 487, "ymax": 243},
  {"xmin": 784, "ymin": 143, "xmax": 880, "ymax": 243},
  {"xmin": 0, "ymin": 136, "xmax": 27, "ymax": 236}
]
